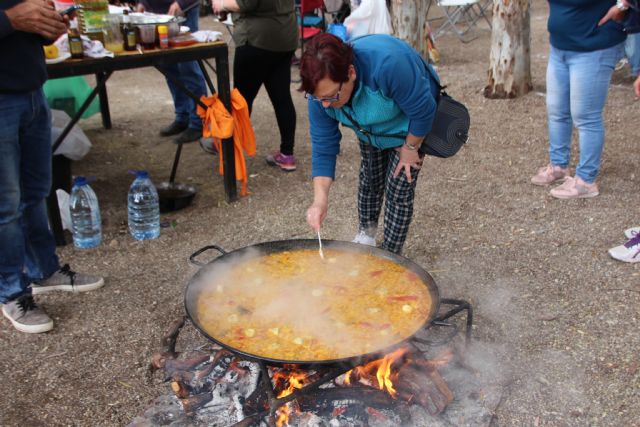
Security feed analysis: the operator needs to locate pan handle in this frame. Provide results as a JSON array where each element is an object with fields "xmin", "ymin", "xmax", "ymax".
[{"xmin": 189, "ymin": 245, "xmax": 228, "ymax": 266}]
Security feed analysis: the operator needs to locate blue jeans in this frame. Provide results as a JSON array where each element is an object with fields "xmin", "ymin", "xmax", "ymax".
[
  {"xmin": 546, "ymin": 43, "xmax": 624, "ymax": 183},
  {"xmin": 0, "ymin": 89, "xmax": 60, "ymax": 303},
  {"xmin": 158, "ymin": 7, "xmax": 207, "ymax": 130},
  {"xmin": 625, "ymin": 33, "xmax": 640, "ymax": 76}
]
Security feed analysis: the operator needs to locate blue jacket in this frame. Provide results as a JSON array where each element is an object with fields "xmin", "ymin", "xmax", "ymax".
[
  {"xmin": 0, "ymin": 1, "xmax": 47, "ymax": 93},
  {"xmin": 548, "ymin": 0, "xmax": 626, "ymax": 52},
  {"xmin": 308, "ymin": 35, "xmax": 440, "ymax": 179}
]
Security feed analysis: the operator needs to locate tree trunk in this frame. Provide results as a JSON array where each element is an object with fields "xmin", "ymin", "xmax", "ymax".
[
  {"xmin": 484, "ymin": 0, "xmax": 532, "ymax": 99},
  {"xmin": 390, "ymin": 0, "xmax": 430, "ymax": 58}
]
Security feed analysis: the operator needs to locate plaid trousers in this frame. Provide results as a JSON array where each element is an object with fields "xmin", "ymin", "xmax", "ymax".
[{"xmin": 357, "ymin": 140, "xmax": 421, "ymax": 254}]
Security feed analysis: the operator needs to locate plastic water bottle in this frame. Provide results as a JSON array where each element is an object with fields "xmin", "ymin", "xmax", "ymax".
[
  {"xmin": 127, "ymin": 170, "xmax": 160, "ymax": 241},
  {"xmin": 69, "ymin": 176, "xmax": 102, "ymax": 249}
]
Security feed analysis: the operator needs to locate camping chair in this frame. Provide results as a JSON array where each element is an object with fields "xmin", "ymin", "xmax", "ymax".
[
  {"xmin": 297, "ymin": 0, "xmax": 326, "ymax": 52},
  {"xmin": 431, "ymin": 0, "xmax": 492, "ymax": 43}
]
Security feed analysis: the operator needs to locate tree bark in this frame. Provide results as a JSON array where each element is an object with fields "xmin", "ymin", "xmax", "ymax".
[
  {"xmin": 484, "ymin": 0, "xmax": 532, "ymax": 99},
  {"xmin": 389, "ymin": 0, "xmax": 430, "ymax": 58}
]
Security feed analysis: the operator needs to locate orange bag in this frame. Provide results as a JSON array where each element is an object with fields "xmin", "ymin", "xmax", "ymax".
[{"xmin": 197, "ymin": 89, "xmax": 256, "ymax": 196}]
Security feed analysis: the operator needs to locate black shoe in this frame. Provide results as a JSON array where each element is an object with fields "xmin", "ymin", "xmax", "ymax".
[
  {"xmin": 160, "ymin": 121, "xmax": 188, "ymax": 137},
  {"xmin": 174, "ymin": 128, "xmax": 202, "ymax": 144}
]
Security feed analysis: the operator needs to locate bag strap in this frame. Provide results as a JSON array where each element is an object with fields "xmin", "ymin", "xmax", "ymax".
[
  {"xmin": 339, "ymin": 35, "xmax": 444, "ymax": 140},
  {"xmin": 340, "ymin": 108, "xmax": 406, "ymax": 141}
]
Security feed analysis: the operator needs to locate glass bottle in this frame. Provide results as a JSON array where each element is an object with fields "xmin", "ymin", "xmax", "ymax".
[
  {"xmin": 68, "ymin": 19, "xmax": 84, "ymax": 59},
  {"xmin": 122, "ymin": 9, "xmax": 137, "ymax": 51}
]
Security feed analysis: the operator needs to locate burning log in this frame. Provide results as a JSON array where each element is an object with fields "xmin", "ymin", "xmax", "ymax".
[
  {"xmin": 296, "ymin": 386, "xmax": 397, "ymax": 413},
  {"xmin": 180, "ymin": 391, "xmax": 213, "ymax": 415},
  {"xmin": 150, "ymin": 316, "xmax": 186, "ymax": 370},
  {"xmin": 396, "ymin": 363, "xmax": 453, "ymax": 416},
  {"xmin": 171, "ymin": 379, "xmax": 191, "ymax": 399},
  {"xmin": 168, "ymin": 350, "xmax": 233, "ymax": 398},
  {"xmin": 415, "ymin": 357, "xmax": 455, "ymax": 405},
  {"xmin": 163, "ymin": 353, "xmax": 211, "ymax": 379}
]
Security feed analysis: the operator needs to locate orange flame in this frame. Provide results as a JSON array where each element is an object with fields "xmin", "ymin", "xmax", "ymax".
[
  {"xmin": 345, "ymin": 347, "xmax": 408, "ymax": 398},
  {"xmin": 272, "ymin": 368, "xmax": 309, "ymax": 398},
  {"xmin": 275, "ymin": 404, "xmax": 291, "ymax": 427}
]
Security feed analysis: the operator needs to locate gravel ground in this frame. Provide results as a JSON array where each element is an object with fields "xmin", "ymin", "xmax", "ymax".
[{"xmin": 1, "ymin": 1, "xmax": 638, "ymax": 425}]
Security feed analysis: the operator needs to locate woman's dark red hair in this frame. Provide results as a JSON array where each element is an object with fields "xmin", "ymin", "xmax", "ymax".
[{"xmin": 298, "ymin": 33, "xmax": 354, "ymax": 94}]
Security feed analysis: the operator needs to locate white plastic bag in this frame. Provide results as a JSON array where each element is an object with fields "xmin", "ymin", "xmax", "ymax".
[
  {"xmin": 51, "ymin": 109, "xmax": 92, "ymax": 160},
  {"xmin": 56, "ymin": 189, "xmax": 72, "ymax": 231},
  {"xmin": 343, "ymin": 0, "xmax": 392, "ymax": 39}
]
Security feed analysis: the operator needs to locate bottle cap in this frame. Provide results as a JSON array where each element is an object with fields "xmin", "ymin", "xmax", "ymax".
[
  {"xmin": 73, "ymin": 176, "xmax": 87, "ymax": 186},
  {"xmin": 136, "ymin": 170, "xmax": 149, "ymax": 178},
  {"xmin": 157, "ymin": 25, "xmax": 168, "ymax": 34}
]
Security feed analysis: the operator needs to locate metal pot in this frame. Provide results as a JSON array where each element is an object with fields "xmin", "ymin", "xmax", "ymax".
[
  {"xmin": 157, "ymin": 182, "xmax": 196, "ymax": 213},
  {"xmin": 184, "ymin": 240, "xmax": 440, "ymax": 366}
]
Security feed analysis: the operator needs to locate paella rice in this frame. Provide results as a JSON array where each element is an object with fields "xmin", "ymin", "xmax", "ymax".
[{"xmin": 195, "ymin": 249, "xmax": 432, "ymax": 361}]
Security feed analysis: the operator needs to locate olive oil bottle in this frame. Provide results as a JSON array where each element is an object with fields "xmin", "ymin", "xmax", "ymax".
[{"xmin": 68, "ymin": 20, "xmax": 84, "ymax": 59}]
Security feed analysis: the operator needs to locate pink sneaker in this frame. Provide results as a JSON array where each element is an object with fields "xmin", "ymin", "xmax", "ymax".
[
  {"xmin": 550, "ymin": 176, "xmax": 599, "ymax": 199},
  {"xmin": 531, "ymin": 164, "xmax": 568, "ymax": 186},
  {"xmin": 266, "ymin": 152, "xmax": 296, "ymax": 172}
]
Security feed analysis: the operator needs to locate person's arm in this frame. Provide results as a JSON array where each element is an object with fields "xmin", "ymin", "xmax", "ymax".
[
  {"xmin": 598, "ymin": 0, "xmax": 628, "ymax": 26},
  {"xmin": 306, "ymin": 177, "xmax": 333, "ymax": 232},
  {"xmin": 212, "ymin": 0, "xmax": 240, "ymax": 14},
  {"xmin": 175, "ymin": 0, "xmax": 200, "ymax": 14},
  {"xmin": 375, "ymin": 49, "xmax": 436, "ymax": 181},
  {"xmin": 308, "ymin": 100, "xmax": 342, "ymax": 179},
  {"xmin": 1, "ymin": 1, "xmax": 66, "ymax": 40},
  {"xmin": 306, "ymin": 99, "xmax": 341, "ymax": 233},
  {"xmin": 634, "ymin": 74, "xmax": 640, "ymax": 97}
]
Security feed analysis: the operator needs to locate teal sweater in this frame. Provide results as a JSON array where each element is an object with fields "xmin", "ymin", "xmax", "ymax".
[{"xmin": 308, "ymin": 35, "xmax": 440, "ymax": 179}]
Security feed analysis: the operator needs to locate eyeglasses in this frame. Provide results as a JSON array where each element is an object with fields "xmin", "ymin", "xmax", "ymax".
[{"xmin": 305, "ymin": 82, "xmax": 343, "ymax": 103}]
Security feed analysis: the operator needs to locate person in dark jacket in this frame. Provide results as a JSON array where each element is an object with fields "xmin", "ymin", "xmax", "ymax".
[
  {"xmin": 137, "ymin": 0, "xmax": 207, "ymax": 144},
  {"xmin": 211, "ymin": 0, "xmax": 298, "ymax": 171},
  {"xmin": 0, "ymin": 0, "xmax": 104, "ymax": 334},
  {"xmin": 530, "ymin": 0, "xmax": 626, "ymax": 199}
]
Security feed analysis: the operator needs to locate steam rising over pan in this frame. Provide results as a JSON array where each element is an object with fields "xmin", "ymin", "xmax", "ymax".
[{"xmin": 184, "ymin": 240, "xmax": 440, "ymax": 366}]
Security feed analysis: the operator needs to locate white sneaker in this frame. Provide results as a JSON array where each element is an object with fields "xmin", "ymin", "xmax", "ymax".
[
  {"xmin": 624, "ymin": 227, "xmax": 640, "ymax": 239},
  {"xmin": 353, "ymin": 230, "xmax": 376, "ymax": 246},
  {"xmin": 608, "ymin": 233, "xmax": 640, "ymax": 263}
]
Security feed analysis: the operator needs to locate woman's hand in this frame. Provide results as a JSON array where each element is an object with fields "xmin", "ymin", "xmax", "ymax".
[
  {"xmin": 634, "ymin": 75, "xmax": 640, "ymax": 98},
  {"xmin": 393, "ymin": 144, "xmax": 423, "ymax": 183},
  {"xmin": 136, "ymin": 3, "xmax": 145, "ymax": 12},
  {"xmin": 598, "ymin": 3, "xmax": 627, "ymax": 26},
  {"xmin": 167, "ymin": 1, "xmax": 182, "ymax": 16},
  {"xmin": 306, "ymin": 176, "xmax": 332, "ymax": 232},
  {"xmin": 212, "ymin": 0, "xmax": 224, "ymax": 14},
  {"xmin": 306, "ymin": 202, "xmax": 328, "ymax": 232}
]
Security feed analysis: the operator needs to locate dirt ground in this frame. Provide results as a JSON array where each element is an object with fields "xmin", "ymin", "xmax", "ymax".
[{"xmin": 1, "ymin": 1, "xmax": 639, "ymax": 425}]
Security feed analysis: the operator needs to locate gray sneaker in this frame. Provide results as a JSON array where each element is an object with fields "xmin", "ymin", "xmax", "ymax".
[
  {"xmin": 30, "ymin": 264, "xmax": 104, "ymax": 295},
  {"xmin": 2, "ymin": 295, "xmax": 53, "ymax": 333}
]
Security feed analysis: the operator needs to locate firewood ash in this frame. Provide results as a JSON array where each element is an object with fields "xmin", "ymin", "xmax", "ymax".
[{"xmin": 134, "ymin": 309, "xmax": 505, "ymax": 427}]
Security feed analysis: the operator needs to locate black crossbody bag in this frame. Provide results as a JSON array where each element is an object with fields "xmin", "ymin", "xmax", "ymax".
[
  {"xmin": 623, "ymin": 0, "xmax": 640, "ymax": 34},
  {"xmin": 339, "ymin": 70, "xmax": 470, "ymax": 158}
]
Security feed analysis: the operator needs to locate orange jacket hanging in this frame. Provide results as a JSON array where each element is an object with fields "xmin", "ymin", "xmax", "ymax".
[{"xmin": 197, "ymin": 89, "xmax": 256, "ymax": 196}]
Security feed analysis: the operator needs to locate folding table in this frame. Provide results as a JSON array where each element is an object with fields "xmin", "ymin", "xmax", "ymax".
[{"xmin": 46, "ymin": 41, "xmax": 236, "ymax": 245}]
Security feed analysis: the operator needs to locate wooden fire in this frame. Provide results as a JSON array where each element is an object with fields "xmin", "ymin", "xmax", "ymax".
[{"xmin": 149, "ymin": 318, "xmax": 458, "ymax": 424}]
